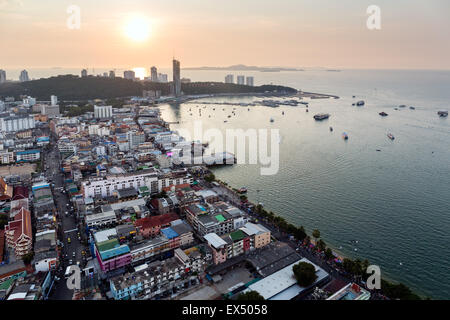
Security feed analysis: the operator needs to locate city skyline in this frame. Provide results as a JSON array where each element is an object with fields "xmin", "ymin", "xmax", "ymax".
[{"xmin": 1, "ymin": 1, "xmax": 450, "ymax": 70}]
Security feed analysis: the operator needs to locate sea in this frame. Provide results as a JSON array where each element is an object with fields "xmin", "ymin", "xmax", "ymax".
[{"xmin": 4, "ymin": 67, "xmax": 450, "ymax": 299}]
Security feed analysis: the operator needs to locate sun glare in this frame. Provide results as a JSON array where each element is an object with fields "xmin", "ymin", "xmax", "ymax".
[{"xmin": 123, "ymin": 15, "xmax": 151, "ymax": 42}]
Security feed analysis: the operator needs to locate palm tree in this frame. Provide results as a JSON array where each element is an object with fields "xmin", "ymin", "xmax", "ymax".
[{"xmin": 312, "ymin": 229, "xmax": 321, "ymax": 245}]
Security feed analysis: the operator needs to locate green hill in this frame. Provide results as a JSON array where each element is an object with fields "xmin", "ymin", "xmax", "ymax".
[{"xmin": 0, "ymin": 75, "xmax": 297, "ymax": 101}]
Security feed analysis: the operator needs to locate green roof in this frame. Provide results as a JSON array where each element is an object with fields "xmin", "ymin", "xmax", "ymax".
[
  {"xmin": 215, "ymin": 214, "xmax": 226, "ymax": 222},
  {"xmin": 230, "ymin": 230, "xmax": 246, "ymax": 242},
  {"xmin": 0, "ymin": 278, "xmax": 15, "ymax": 290},
  {"xmin": 96, "ymin": 238, "xmax": 119, "ymax": 252}
]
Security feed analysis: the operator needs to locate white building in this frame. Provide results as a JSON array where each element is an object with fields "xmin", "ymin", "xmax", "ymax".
[
  {"xmin": 94, "ymin": 105, "xmax": 113, "ymax": 119},
  {"xmin": 22, "ymin": 96, "xmax": 36, "ymax": 107},
  {"xmin": 225, "ymin": 74, "xmax": 234, "ymax": 84},
  {"xmin": 237, "ymin": 75, "xmax": 245, "ymax": 85},
  {"xmin": 42, "ymin": 105, "xmax": 60, "ymax": 118},
  {"xmin": 246, "ymin": 76, "xmax": 254, "ymax": 86},
  {"xmin": 0, "ymin": 115, "xmax": 35, "ymax": 132},
  {"xmin": 85, "ymin": 210, "xmax": 117, "ymax": 228},
  {"xmin": 50, "ymin": 95, "xmax": 58, "ymax": 106},
  {"xmin": 158, "ymin": 73, "xmax": 168, "ymax": 83}
]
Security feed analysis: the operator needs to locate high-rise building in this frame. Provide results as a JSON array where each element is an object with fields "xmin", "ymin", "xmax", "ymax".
[
  {"xmin": 50, "ymin": 95, "xmax": 58, "ymax": 106},
  {"xmin": 19, "ymin": 70, "xmax": 29, "ymax": 82},
  {"xmin": 246, "ymin": 76, "xmax": 254, "ymax": 86},
  {"xmin": 172, "ymin": 59, "xmax": 181, "ymax": 97},
  {"xmin": 237, "ymin": 75, "xmax": 245, "ymax": 85},
  {"xmin": 94, "ymin": 105, "xmax": 113, "ymax": 119},
  {"xmin": 0, "ymin": 70, "xmax": 6, "ymax": 83},
  {"xmin": 225, "ymin": 74, "xmax": 234, "ymax": 84},
  {"xmin": 151, "ymin": 66, "xmax": 158, "ymax": 82},
  {"xmin": 81, "ymin": 69, "xmax": 88, "ymax": 77},
  {"xmin": 109, "ymin": 70, "xmax": 115, "ymax": 78},
  {"xmin": 124, "ymin": 70, "xmax": 136, "ymax": 80},
  {"xmin": 158, "ymin": 73, "xmax": 168, "ymax": 83}
]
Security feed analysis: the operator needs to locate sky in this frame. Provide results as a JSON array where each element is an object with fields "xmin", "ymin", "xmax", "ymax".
[{"xmin": 1, "ymin": 0, "xmax": 450, "ymax": 70}]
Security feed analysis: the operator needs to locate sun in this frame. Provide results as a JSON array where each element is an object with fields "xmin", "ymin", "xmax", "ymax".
[{"xmin": 123, "ymin": 15, "xmax": 151, "ymax": 42}]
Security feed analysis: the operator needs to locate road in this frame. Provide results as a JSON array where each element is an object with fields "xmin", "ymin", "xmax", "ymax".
[{"xmin": 42, "ymin": 133, "xmax": 88, "ymax": 300}]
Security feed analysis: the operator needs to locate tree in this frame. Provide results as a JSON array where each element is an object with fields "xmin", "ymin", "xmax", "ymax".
[
  {"xmin": 237, "ymin": 291, "xmax": 265, "ymax": 301},
  {"xmin": 317, "ymin": 239, "xmax": 326, "ymax": 252},
  {"xmin": 22, "ymin": 252, "xmax": 34, "ymax": 265},
  {"xmin": 324, "ymin": 248, "xmax": 334, "ymax": 260},
  {"xmin": 204, "ymin": 173, "xmax": 215, "ymax": 183},
  {"xmin": 312, "ymin": 229, "xmax": 321, "ymax": 244},
  {"xmin": 293, "ymin": 262, "xmax": 318, "ymax": 287}
]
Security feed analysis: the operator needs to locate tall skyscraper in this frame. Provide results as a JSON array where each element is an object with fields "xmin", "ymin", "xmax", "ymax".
[
  {"xmin": 246, "ymin": 76, "xmax": 254, "ymax": 86},
  {"xmin": 19, "ymin": 70, "xmax": 29, "ymax": 82},
  {"xmin": 237, "ymin": 75, "xmax": 245, "ymax": 85},
  {"xmin": 0, "ymin": 70, "xmax": 6, "ymax": 83},
  {"xmin": 81, "ymin": 69, "xmax": 88, "ymax": 77},
  {"xmin": 109, "ymin": 70, "xmax": 115, "ymax": 78},
  {"xmin": 150, "ymin": 66, "xmax": 158, "ymax": 82},
  {"xmin": 172, "ymin": 59, "xmax": 181, "ymax": 98},
  {"xmin": 225, "ymin": 74, "xmax": 234, "ymax": 84},
  {"xmin": 124, "ymin": 70, "xmax": 136, "ymax": 80}
]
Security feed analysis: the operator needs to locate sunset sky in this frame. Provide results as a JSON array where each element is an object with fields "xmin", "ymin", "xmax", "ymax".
[{"xmin": 1, "ymin": 0, "xmax": 450, "ymax": 69}]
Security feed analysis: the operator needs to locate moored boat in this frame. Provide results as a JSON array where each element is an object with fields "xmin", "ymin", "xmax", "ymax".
[{"xmin": 313, "ymin": 113, "xmax": 330, "ymax": 121}]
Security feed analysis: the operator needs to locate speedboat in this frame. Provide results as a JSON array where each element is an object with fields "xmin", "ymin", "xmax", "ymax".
[
  {"xmin": 387, "ymin": 133, "xmax": 395, "ymax": 140},
  {"xmin": 314, "ymin": 113, "xmax": 330, "ymax": 120},
  {"xmin": 270, "ymin": 117, "xmax": 274, "ymax": 122},
  {"xmin": 342, "ymin": 132, "xmax": 349, "ymax": 140},
  {"xmin": 329, "ymin": 126, "xmax": 333, "ymax": 132},
  {"xmin": 356, "ymin": 100, "xmax": 365, "ymax": 106},
  {"xmin": 379, "ymin": 112, "xmax": 388, "ymax": 117},
  {"xmin": 438, "ymin": 111, "xmax": 448, "ymax": 118}
]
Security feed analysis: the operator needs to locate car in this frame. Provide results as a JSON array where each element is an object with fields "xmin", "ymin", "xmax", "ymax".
[
  {"xmin": 68, "ymin": 259, "xmax": 73, "ymax": 265},
  {"xmin": 67, "ymin": 237, "xmax": 71, "ymax": 243},
  {"xmin": 72, "ymin": 252, "xmax": 76, "ymax": 257}
]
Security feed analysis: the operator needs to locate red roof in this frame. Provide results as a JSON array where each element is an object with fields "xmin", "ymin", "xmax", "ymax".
[
  {"xmin": 13, "ymin": 186, "xmax": 29, "ymax": 200},
  {"xmin": 5, "ymin": 207, "xmax": 32, "ymax": 243},
  {"xmin": 135, "ymin": 213, "xmax": 179, "ymax": 230},
  {"xmin": 162, "ymin": 183, "xmax": 191, "ymax": 192}
]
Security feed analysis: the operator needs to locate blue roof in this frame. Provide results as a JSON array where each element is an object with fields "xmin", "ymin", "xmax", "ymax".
[
  {"xmin": 99, "ymin": 244, "xmax": 130, "ymax": 260},
  {"xmin": 16, "ymin": 149, "xmax": 40, "ymax": 155},
  {"xmin": 161, "ymin": 227, "xmax": 179, "ymax": 240}
]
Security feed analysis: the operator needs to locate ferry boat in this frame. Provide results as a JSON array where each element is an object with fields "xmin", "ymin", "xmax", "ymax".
[
  {"xmin": 314, "ymin": 113, "xmax": 330, "ymax": 121},
  {"xmin": 379, "ymin": 112, "xmax": 388, "ymax": 117},
  {"xmin": 387, "ymin": 133, "xmax": 395, "ymax": 140},
  {"xmin": 356, "ymin": 100, "xmax": 365, "ymax": 106},
  {"xmin": 437, "ymin": 111, "xmax": 448, "ymax": 117}
]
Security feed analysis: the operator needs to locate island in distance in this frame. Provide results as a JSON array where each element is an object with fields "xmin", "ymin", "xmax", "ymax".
[{"xmin": 183, "ymin": 64, "xmax": 304, "ymax": 72}]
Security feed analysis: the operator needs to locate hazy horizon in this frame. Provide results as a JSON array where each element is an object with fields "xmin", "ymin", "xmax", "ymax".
[{"xmin": 1, "ymin": 0, "xmax": 450, "ymax": 70}]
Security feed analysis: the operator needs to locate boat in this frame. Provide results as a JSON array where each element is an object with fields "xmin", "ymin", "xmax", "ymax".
[
  {"xmin": 329, "ymin": 126, "xmax": 333, "ymax": 132},
  {"xmin": 387, "ymin": 133, "xmax": 395, "ymax": 140},
  {"xmin": 306, "ymin": 109, "xmax": 309, "ymax": 112},
  {"xmin": 356, "ymin": 100, "xmax": 365, "ymax": 106},
  {"xmin": 270, "ymin": 117, "xmax": 274, "ymax": 122},
  {"xmin": 313, "ymin": 113, "xmax": 330, "ymax": 121},
  {"xmin": 224, "ymin": 120, "xmax": 228, "ymax": 123},
  {"xmin": 409, "ymin": 106, "xmax": 415, "ymax": 110},
  {"xmin": 379, "ymin": 112, "xmax": 388, "ymax": 117},
  {"xmin": 342, "ymin": 132, "xmax": 349, "ymax": 140},
  {"xmin": 437, "ymin": 111, "xmax": 448, "ymax": 117},
  {"xmin": 399, "ymin": 104, "xmax": 406, "ymax": 108},
  {"xmin": 238, "ymin": 187, "xmax": 248, "ymax": 193},
  {"xmin": 282, "ymin": 111, "xmax": 285, "ymax": 115}
]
